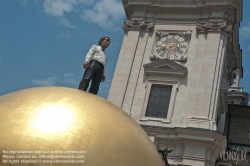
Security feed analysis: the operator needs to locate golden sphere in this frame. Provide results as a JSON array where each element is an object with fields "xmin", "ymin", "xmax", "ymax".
[{"xmin": 0, "ymin": 87, "xmax": 164, "ymax": 166}]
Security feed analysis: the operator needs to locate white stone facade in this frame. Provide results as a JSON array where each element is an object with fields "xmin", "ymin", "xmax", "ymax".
[{"xmin": 108, "ymin": 0, "xmax": 242, "ymax": 165}]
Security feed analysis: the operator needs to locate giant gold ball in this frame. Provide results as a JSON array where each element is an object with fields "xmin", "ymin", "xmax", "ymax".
[{"xmin": 0, "ymin": 87, "xmax": 164, "ymax": 166}]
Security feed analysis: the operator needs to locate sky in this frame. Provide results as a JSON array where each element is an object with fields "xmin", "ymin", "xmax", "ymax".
[{"xmin": 0, "ymin": 0, "xmax": 250, "ymax": 100}]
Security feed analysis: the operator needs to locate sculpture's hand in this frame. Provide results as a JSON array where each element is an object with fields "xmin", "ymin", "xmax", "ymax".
[
  {"xmin": 101, "ymin": 75, "xmax": 106, "ymax": 82},
  {"xmin": 83, "ymin": 62, "xmax": 89, "ymax": 69}
]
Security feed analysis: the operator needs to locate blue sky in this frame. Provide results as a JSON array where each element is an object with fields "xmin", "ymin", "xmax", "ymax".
[{"xmin": 0, "ymin": 0, "xmax": 250, "ymax": 100}]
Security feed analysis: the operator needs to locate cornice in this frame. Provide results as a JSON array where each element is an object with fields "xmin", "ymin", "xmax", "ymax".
[
  {"xmin": 228, "ymin": 88, "xmax": 249, "ymax": 106},
  {"xmin": 228, "ymin": 91, "xmax": 249, "ymax": 106},
  {"xmin": 143, "ymin": 126, "xmax": 227, "ymax": 165},
  {"xmin": 144, "ymin": 69, "xmax": 187, "ymax": 77},
  {"xmin": 122, "ymin": 0, "xmax": 242, "ymax": 24},
  {"xmin": 143, "ymin": 126, "xmax": 224, "ymax": 140},
  {"xmin": 123, "ymin": 0, "xmax": 241, "ymax": 8}
]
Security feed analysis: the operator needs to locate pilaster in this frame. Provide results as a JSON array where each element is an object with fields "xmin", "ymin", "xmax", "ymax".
[
  {"xmin": 108, "ymin": 30, "xmax": 140, "ymax": 107},
  {"xmin": 122, "ymin": 31, "xmax": 149, "ymax": 114},
  {"xmin": 108, "ymin": 20, "xmax": 154, "ymax": 108}
]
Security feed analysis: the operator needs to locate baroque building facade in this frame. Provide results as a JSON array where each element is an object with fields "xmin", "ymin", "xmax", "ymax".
[{"xmin": 108, "ymin": 0, "xmax": 246, "ymax": 165}]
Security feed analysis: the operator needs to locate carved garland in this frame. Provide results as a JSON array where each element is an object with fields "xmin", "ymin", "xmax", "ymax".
[
  {"xmin": 122, "ymin": 20, "xmax": 154, "ymax": 32},
  {"xmin": 150, "ymin": 31, "xmax": 191, "ymax": 62},
  {"xmin": 228, "ymin": 92, "xmax": 249, "ymax": 106},
  {"xmin": 155, "ymin": 31, "xmax": 192, "ymax": 41},
  {"xmin": 196, "ymin": 21, "xmax": 232, "ymax": 33},
  {"xmin": 228, "ymin": 98, "xmax": 247, "ymax": 105}
]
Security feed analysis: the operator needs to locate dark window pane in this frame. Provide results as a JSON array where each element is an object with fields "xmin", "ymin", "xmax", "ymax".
[
  {"xmin": 151, "ymin": 90, "xmax": 161, "ymax": 96},
  {"xmin": 145, "ymin": 84, "xmax": 172, "ymax": 118},
  {"xmin": 151, "ymin": 97, "xmax": 160, "ymax": 104},
  {"xmin": 146, "ymin": 107, "xmax": 157, "ymax": 117},
  {"xmin": 161, "ymin": 91, "xmax": 171, "ymax": 97},
  {"xmin": 157, "ymin": 108, "xmax": 168, "ymax": 118}
]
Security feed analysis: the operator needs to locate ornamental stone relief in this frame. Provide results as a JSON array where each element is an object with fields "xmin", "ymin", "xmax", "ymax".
[
  {"xmin": 155, "ymin": 31, "xmax": 192, "ymax": 41},
  {"xmin": 228, "ymin": 89, "xmax": 249, "ymax": 106},
  {"xmin": 122, "ymin": 20, "xmax": 154, "ymax": 32},
  {"xmin": 230, "ymin": 69, "xmax": 241, "ymax": 87},
  {"xmin": 228, "ymin": 98, "xmax": 245, "ymax": 105},
  {"xmin": 196, "ymin": 21, "xmax": 232, "ymax": 33}
]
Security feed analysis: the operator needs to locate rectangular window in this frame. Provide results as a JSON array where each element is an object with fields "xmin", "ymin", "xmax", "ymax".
[{"xmin": 145, "ymin": 84, "xmax": 172, "ymax": 118}]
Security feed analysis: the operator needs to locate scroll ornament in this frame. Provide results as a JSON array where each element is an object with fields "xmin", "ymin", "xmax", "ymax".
[
  {"xmin": 228, "ymin": 98, "xmax": 243, "ymax": 105},
  {"xmin": 155, "ymin": 31, "xmax": 191, "ymax": 41},
  {"xmin": 196, "ymin": 21, "xmax": 232, "ymax": 33},
  {"xmin": 123, "ymin": 20, "xmax": 154, "ymax": 32}
]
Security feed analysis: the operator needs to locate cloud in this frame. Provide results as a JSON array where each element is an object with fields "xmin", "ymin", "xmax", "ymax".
[
  {"xmin": 61, "ymin": 78, "xmax": 78, "ymax": 85},
  {"xmin": 43, "ymin": 0, "xmax": 77, "ymax": 17},
  {"xmin": 43, "ymin": 0, "xmax": 95, "ymax": 17},
  {"xmin": 79, "ymin": 32, "xmax": 87, "ymax": 37},
  {"xmin": 58, "ymin": 17, "xmax": 76, "ymax": 29},
  {"xmin": 32, "ymin": 73, "xmax": 78, "ymax": 86},
  {"xmin": 81, "ymin": 0, "xmax": 125, "ymax": 30},
  {"xmin": 56, "ymin": 31, "xmax": 73, "ymax": 39},
  {"xmin": 43, "ymin": 0, "xmax": 78, "ymax": 28},
  {"xmin": 19, "ymin": 0, "xmax": 28, "ymax": 5},
  {"xmin": 240, "ymin": 22, "xmax": 250, "ymax": 39},
  {"xmin": 28, "ymin": 58, "xmax": 39, "ymax": 66},
  {"xmin": 63, "ymin": 73, "xmax": 74, "ymax": 77},
  {"xmin": 62, "ymin": 73, "xmax": 78, "ymax": 85},
  {"xmin": 32, "ymin": 77, "xmax": 58, "ymax": 86},
  {"xmin": 42, "ymin": 0, "xmax": 96, "ymax": 29},
  {"xmin": 20, "ymin": 0, "xmax": 125, "ymax": 30},
  {"xmin": 19, "ymin": 0, "xmax": 40, "ymax": 5}
]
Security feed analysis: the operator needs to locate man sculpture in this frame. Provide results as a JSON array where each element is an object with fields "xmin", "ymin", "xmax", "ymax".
[{"xmin": 78, "ymin": 37, "xmax": 110, "ymax": 95}]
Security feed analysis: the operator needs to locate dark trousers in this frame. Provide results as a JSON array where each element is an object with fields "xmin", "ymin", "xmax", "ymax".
[{"xmin": 78, "ymin": 60, "xmax": 104, "ymax": 95}]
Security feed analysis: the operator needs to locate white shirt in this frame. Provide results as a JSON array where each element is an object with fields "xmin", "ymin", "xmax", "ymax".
[{"xmin": 85, "ymin": 45, "xmax": 107, "ymax": 76}]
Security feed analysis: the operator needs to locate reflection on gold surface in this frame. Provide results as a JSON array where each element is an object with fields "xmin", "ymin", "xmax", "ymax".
[
  {"xmin": 0, "ymin": 87, "xmax": 165, "ymax": 166},
  {"xmin": 33, "ymin": 104, "xmax": 74, "ymax": 134}
]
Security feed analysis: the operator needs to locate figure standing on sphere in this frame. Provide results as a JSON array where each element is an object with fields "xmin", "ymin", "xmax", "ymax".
[{"xmin": 78, "ymin": 37, "xmax": 110, "ymax": 95}]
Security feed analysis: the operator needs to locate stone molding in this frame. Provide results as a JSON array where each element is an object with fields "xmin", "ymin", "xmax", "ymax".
[
  {"xmin": 122, "ymin": 0, "xmax": 242, "ymax": 26},
  {"xmin": 228, "ymin": 98, "xmax": 244, "ymax": 105},
  {"xmin": 228, "ymin": 89, "xmax": 249, "ymax": 106},
  {"xmin": 155, "ymin": 31, "xmax": 192, "ymax": 41},
  {"xmin": 143, "ymin": 59, "xmax": 188, "ymax": 77},
  {"xmin": 228, "ymin": 96, "xmax": 249, "ymax": 105},
  {"xmin": 122, "ymin": 19, "xmax": 154, "ymax": 33},
  {"xmin": 196, "ymin": 21, "xmax": 232, "ymax": 33},
  {"xmin": 143, "ymin": 127, "xmax": 226, "ymax": 166}
]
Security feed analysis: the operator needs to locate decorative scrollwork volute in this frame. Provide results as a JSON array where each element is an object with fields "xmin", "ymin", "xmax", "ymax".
[
  {"xmin": 196, "ymin": 21, "xmax": 232, "ymax": 33},
  {"xmin": 228, "ymin": 98, "xmax": 243, "ymax": 105},
  {"xmin": 122, "ymin": 20, "xmax": 154, "ymax": 33}
]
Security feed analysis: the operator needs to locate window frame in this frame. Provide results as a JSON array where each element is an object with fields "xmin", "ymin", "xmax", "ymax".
[
  {"xmin": 140, "ymin": 79, "xmax": 179, "ymax": 123},
  {"xmin": 145, "ymin": 84, "xmax": 173, "ymax": 118}
]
